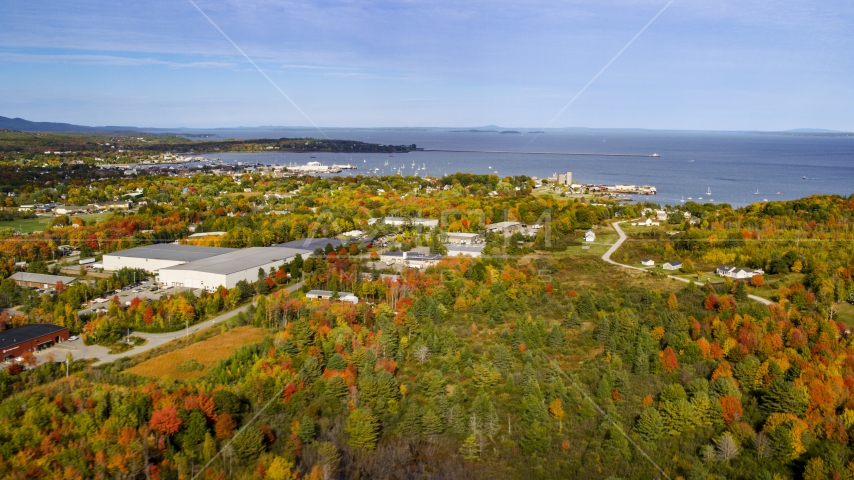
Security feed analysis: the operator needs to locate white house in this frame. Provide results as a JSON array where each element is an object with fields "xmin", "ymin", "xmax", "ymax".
[
  {"xmin": 641, "ymin": 259, "xmax": 655, "ymax": 267},
  {"xmin": 485, "ymin": 221, "xmax": 523, "ymax": 236},
  {"xmin": 379, "ymin": 251, "xmax": 442, "ymax": 269},
  {"xmin": 445, "ymin": 244, "xmax": 484, "ymax": 258},
  {"xmin": 445, "ymin": 232, "xmax": 482, "ymax": 244},
  {"xmin": 662, "ymin": 261, "xmax": 682, "ymax": 271},
  {"xmin": 305, "ymin": 290, "xmax": 359, "ymax": 304},
  {"xmin": 715, "ymin": 265, "xmax": 758, "ymax": 280},
  {"xmin": 584, "ymin": 230, "xmax": 595, "ymax": 242}
]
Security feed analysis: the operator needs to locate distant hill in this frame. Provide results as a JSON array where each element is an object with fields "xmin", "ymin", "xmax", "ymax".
[{"xmin": 0, "ymin": 116, "xmax": 138, "ymax": 133}]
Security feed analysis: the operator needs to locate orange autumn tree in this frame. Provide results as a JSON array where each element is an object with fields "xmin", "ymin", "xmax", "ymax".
[
  {"xmin": 149, "ymin": 406, "xmax": 182, "ymax": 436},
  {"xmin": 660, "ymin": 347, "xmax": 679, "ymax": 373}
]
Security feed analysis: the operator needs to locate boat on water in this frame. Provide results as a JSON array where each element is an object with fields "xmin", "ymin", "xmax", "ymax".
[
  {"xmin": 706, "ymin": 187, "xmax": 712, "ymax": 196},
  {"xmin": 803, "ymin": 176, "xmax": 807, "ymax": 180},
  {"xmin": 763, "ymin": 198, "xmax": 769, "ymax": 201},
  {"xmin": 688, "ymin": 159, "xmax": 694, "ymax": 163},
  {"xmin": 680, "ymin": 196, "xmax": 685, "ymax": 202},
  {"xmin": 687, "ymin": 196, "xmax": 692, "ymax": 200},
  {"xmin": 755, "ymin": 189, "xmax": 759, "ymax": 195},
  {"xmin": 652, "ymin": 153, "xmax": 660, "ymax": 157},
  {"xmin": 776, "ymin": 191, "xmax": 782, "ymax": 195}
]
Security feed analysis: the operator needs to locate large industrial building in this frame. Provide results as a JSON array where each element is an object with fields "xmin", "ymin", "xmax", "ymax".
[
  {"xmin": 102, "ymin": 244, "xmax": 237, "ymax": 272},
  {"xmin": 0, "ymin": 324, "xmax": 69, "ymax": 361},
  {"xmin": 9, "ymin": 272, "xmax": 76, "ymax": 289},
  {"xmin": 274, "ymin": 237, "xmax": 343, "ymax": 252},
  {"xmin": 157, "ymin": 246, "xmax": 312, "ymax": 291}
]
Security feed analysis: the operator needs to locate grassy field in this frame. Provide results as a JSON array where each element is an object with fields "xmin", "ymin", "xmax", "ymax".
[
  {"xmin": 126, "ymin": 326, "xmax": 266, "ymax": 380},
  {"xmin": 833, "ymin": 302, "xmax": 854, "ymax": 328},
  {"xmin": 0, "ymin": 216, "xmax": 53, "ymax": 232},
  {"xmin": 0, "ymin": 212, "xmax": 112, "ymax": 233}
]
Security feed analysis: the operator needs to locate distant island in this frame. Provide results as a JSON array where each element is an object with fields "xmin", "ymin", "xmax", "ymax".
[{"xmin": 499, "ymin": 130, "xmax": 521, "ymax": 134}]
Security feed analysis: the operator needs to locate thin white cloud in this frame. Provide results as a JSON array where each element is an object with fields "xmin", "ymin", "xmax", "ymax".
[{"xmin": 0, "ymin": 52, "xmax": 236, "ymax": 68}]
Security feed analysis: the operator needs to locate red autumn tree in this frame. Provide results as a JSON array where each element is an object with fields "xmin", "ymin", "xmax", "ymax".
[
  {"xmin": 149, "ymin": 406, "xmax": 182, "ymax": 436},
  {"xmin": 704, "ymin": 293, "xmax": 719, "ymax": 311},
  {"xmin": 215, "ymin": 413, "xmax": 236, "ymax": 439},
  {"xmin": 718, "ymin": 395, "xmax": 743, "ymax": 424},
  {"xmin": 660, "ymin": 347, "xmax": 679, "ymax": 373}
]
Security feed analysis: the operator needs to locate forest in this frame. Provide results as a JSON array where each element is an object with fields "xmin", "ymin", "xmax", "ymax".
[{"xmin": 1, "ymin": 145, "xmax": 854, "ymax": 478}]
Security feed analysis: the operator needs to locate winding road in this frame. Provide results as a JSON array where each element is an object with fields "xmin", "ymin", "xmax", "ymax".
[
  {"xmin": 603, "ymin": 222, "xmax": 772, "ymax": 306},
  {"xmin": 40, "ymin": 282, "xmax": 304, "ymax": 367}
]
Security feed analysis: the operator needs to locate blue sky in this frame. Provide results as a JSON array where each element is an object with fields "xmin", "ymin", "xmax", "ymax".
[{"xmin": 1, "ymin": 0, "xmax": 852, "ymax": 130}]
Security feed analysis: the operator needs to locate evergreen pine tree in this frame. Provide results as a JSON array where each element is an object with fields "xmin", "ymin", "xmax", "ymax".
[
  {"xmin": 299, "ymin": 356, "xmax": 322, "ymax": 383},
  {"xmin": 327, "ymin": 353, "xmax": 347, "ymax": 371},
  {"xmin": 546, "ymin": 326, "xmax": 565, "ymax": 348},
  {"xmin": 520, "ymin": 421, "xmax": 550, "ymax": 454},
  {"xmin": 459, "ymin": 434, "xmax": 481, "ymax": 461},
  {"xmin": 595, "ymin": 316, "xmax": 611, "ymax": 343},
  {"xmin": 761, "ymin": 377, "xmax": 809, "ymax": 416},
  {"xmin": 233, "ymin": 428, "xmax": 266, "ymax": 460},
  {"xmin": 634, "ymin": 407, "xmax": 664, "ymax": 441},
  {"xmin": 422, "ymin": 409, "xmax": 444, "ymax": 435},
  {"xmin": 297, "ymin": 416, "xmax": 316, "ymax": 444},
  {"xmin": 346, "ymin": 408, "xmax": 380, "ymax": 450},
  {"xmin": 399, "ymin": 406, "xmax": 422, "ymax": 437}
]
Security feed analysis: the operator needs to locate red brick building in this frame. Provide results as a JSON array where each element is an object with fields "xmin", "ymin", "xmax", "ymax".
[{"xmin": 0, "ymin": 324, "xmax": 69, "ymax": 361}]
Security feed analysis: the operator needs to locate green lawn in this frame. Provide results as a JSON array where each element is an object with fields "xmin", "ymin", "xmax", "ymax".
[
  {"xmin": 0, "ymin": 212, "xmax": 112, "ymax": 233},
  {"xmin": 833, "ymin": 302, "xmax": 854, "ymax": 328},
  {"xmin": 0, "ymin": 216, "xmax": 53, "ymax": 233}
]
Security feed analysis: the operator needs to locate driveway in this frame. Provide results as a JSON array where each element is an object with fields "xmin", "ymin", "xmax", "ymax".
[
  {"xmin": 603, "ymin": 222, "xmax": 772, "ymax": 306},
  {"xmin": 33, "ymin": 281, "xmax": 304, "ymax": 367}
]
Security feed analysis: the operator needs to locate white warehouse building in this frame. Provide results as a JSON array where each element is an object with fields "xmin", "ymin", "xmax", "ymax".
[
  {"xmin": 102, "ymin": 244, "xmax": 238, "ymax": 273},
  {"xmin": 158, "ymin": 247, "xmax": 311, "ymax": 291}
]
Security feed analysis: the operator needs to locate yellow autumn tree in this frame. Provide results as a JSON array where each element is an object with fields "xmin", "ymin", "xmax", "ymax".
[{"xmin": 549, "ymin": 398, "xmax": 566, "ymax": 432}]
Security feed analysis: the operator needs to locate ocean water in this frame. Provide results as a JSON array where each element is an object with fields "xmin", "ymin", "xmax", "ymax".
[{"xmin": 186, "ymin": 128, "xmax": 854, "ymax": 207}]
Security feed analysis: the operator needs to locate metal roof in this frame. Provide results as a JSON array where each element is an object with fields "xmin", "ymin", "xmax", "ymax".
[
  {"xmin": 9, "ymin": 272, "xmax": 76, "ymax": 285},
  {"xmin": 103, "ymin": 244, "xmax": 237, "ymax": 262},
  {"xmin": 274, "ymin": 238, "xmax": 343, "ymax": 252},
  {"xmin": 160, "ymin": 247, "xmax": 312, "ymax": 275},
  {"xmin": 445, "ymin": 244, "xmax": 485, "ymax": 253},
  {"xmin": 0, "ymin": 324, "xmax": 68, "ymax": 350}
]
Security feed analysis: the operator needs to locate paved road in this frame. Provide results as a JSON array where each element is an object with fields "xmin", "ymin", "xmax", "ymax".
[
  {"xmin": 603, "ymin": 221, "xmax": 772, "ymax": 306},
  {"xmin": 35, "ymin": 281, "xmax": 304, "ymax": 367}
]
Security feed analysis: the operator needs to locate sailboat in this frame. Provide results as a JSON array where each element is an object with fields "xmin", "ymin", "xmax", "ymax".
[
  {"xmin": 706, "ymin": 187, "xmax": 712, "ymax": 196},
  {"xmin": 755, "ymin": 189, "xmax": 759, "ymax": 195},
  {"xmin": 680, "ymin": 196, "xmax": 685, "ymax": 202}
]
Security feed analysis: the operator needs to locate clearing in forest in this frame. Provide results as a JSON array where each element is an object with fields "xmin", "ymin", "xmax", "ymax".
[{"xmin": 126, "ymin": 326, "xmax": 266, "ymax": 380}]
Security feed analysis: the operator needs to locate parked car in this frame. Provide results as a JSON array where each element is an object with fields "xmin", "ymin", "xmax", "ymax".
[
  {"xmin": 68, "ymin": 335, "xmax": 79, "ymax": 341},
  {"xmin": 14, "ymin": 356, "xmax": 24, "ymax": 362}
]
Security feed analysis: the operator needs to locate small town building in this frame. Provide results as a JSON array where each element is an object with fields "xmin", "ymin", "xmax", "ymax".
[
  {"xmin": 641, "ymin": 259, "xmax": 655, "ymax": 267},
  {"xmin": 662, "ymin": 261, "xmax": 682, "ymax": 271},
  {"xmin": 9, "ymin": 272, "xmax": 76, "ymax": 289},
  {"xmin": 273, "ymin": 237, "xmax": 344, "ymax": 252},
  {"xmin": 445, "ymin": 232, "xmax": 482, "ymax": 244},
  {"xmin": 715, "ymin": 265, "xmax": 758, "ymax": 279},
  {"xmin": 368, "ymin": 217, "xmax": 439, "ymax": 229},
  {"xmin": 305, "ymin": 290, "xmax": 359, "ymax": 304},
  {"xmin": 485, "ymin": 221, "xmax": 523, "ymax": 236},
  {"xmin": 584, "ymin": 230, "xmax": 596, "ymax": 242},
  {"xmin": 0, "ymin": 324, "xmax": 69, "ymax": 361},
  {"xmin": 379, "ymin": 251, "xmax": 442, "ymax": 269},
  {"xmin": 445, "ymin": 244, "xmax": 485, "ymax": 258}
]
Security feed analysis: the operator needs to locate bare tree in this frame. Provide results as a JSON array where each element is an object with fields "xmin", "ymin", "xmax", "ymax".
[
  {"xmin": 715, "ymin": 432, "xmax": 739, "ymax": 462},
  {"xmin": 415, "ymin": 345, "xmax": 430, "ymax": 364}
]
